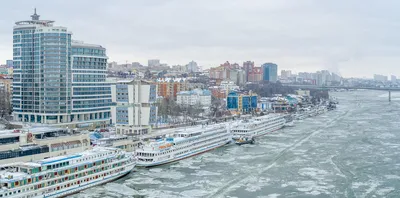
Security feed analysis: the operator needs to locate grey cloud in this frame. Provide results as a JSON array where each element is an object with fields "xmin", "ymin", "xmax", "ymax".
[{"xmin": 0, "ymin": 0, "xmax": 400, "ymax": 77}]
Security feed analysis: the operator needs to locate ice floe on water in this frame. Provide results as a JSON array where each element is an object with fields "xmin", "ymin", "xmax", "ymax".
[
  {"xmin": 125, "ymin": 176, "xmax": 163, "ymax": 185},
  {"xmin": 191, "ymin": 170, "xmax": 222, "ymax": 176},
  {"xmin": 376, "ymin": 187, "xmax": 395, "ymax": 196},
  {"xmin": 140, "ymin": 169, "xmax": 186, "ymax": 180},
  {"xmin": 202, "ymin": 153, "xmax": 236, "ymax": 163},
  {"xmin": 236, "ymin": 154, "xmax": 267, "ymax": 160},
  {"xmin": 180, "ymin": 189, "xmax": 210, "ymax": 197},
  {"xmin": 286, "ymin": 157, "xmax": 308, "ymax": 165},
  {"xmin": 352, "ymin": 180, "xmax": 382, "ymax": 197},
  {"xmin": 138, "ymin": 188, "xmax": 182, "ymax": 198},
  {"xmin": 384, "ymin": 175, "xmax": 400, "ymax": 180},
  {"xmin": 74, "ymin": 186, "xmax": 105, "ymax": 197},
  {"xmin": 377, "ymin": 132, "xmax": 396, "ymax": 139},
  {"xmin": 282, "ymin": 180, "xmax": 334, "ymax": 195},
  {"xmin": 103, "ymin": 183, "xmax": 139, "ymax": 196},
  {"xmin": 163, "ymin": 180, "xmax": 197, "ymax": 189},
  {"xmin": 298, "ymin": 168, "xmax": 329, "ymax": 180},
  {"xmin": 257, "ymin": 194, "xmax": 281, "ymax": 198},
  {"xmin": 243, "ymin": 176, "xmax": 270, "ymax": 192},
  {"xmin": 169, "ymin": 158, "xmax": 203, "ymax": 169}
]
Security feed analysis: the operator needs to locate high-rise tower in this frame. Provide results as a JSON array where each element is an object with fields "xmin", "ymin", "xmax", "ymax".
[{"xmin": 13, "ymin": 10, "xmax": 110, "ymax": 128}]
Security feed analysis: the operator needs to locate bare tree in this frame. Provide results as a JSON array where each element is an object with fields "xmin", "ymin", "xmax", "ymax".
[
  {"xmin": 0, "ymin": 89, "xmax": 11, "ymax": 119},
  {"xmin": 209, "ymin": 95, "xmax": 225, "ymax": 119}
]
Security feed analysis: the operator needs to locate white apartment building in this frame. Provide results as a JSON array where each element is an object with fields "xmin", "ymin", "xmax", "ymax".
[
  {"xmin": 111, "ymin": 80, "xmax": 158, "ymax": 136},
  {"xmin": 220, "ymin": 80, "xmax": 240, "ymax": 91},
  {"xmin": 176, "ymin": 89, "xmax": 212, "ymax": 107}
]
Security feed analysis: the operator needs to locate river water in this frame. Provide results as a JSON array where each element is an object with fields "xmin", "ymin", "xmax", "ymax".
[{"xmin": 73, "ymin": 90, "xmax": 400, "ymax": 198}]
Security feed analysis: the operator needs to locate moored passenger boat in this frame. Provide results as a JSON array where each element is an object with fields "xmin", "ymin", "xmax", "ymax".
[
  {"xmin": 230, "ymin": 114, "xmax": 286, "ymax": 139},
  {"xmin": 135, "ymin": 124, "xmax": 231, "ymax": 167},
  {"xmin": 0, "ymin": 147, "xmax": 136, "ymax": 198}
]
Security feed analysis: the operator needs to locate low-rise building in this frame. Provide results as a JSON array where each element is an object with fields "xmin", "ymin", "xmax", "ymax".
[
  {"xmin": 0, "ymin": 77, "xmax": 12, "ymax": 94},
  {"xmin": 209, "ymin": 86, "xmax": 227, "ymax": 99},
  {"xmin": 0, "ymin": 127, "xmax": 90, "ymax": 164},
  {"xmin": 176, "ymin": 89, "xmax": 212, "ymax": 107},
  {"xmin": 220, "ymin": 80, "xmax": 239, "ymax": 91},
  {"xmin": 226, "ymin": 91, "xmax": 258, "ymax": 113},
  {"xmin": 258, "ymin": 96, "xmax": 293, "ymax": 112},
  {"xmin": 295, "ymin": 89, "xmax": 311, "ymax": 97}
]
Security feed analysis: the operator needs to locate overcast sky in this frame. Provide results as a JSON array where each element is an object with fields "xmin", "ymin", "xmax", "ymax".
[{"xmin": 1, "ymin": 0, "xmax": 399, "ymax": 78}]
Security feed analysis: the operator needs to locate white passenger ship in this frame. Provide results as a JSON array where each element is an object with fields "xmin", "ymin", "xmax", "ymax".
[
  {"xmin": 0, "ymin": 147, "xmax": 135, "ymax": 198},
  {"xmin": 231, "ymin": 114, "xmax": 286, "ymax": 139},
  {"xmin": 136, "ymin": 124, "xmax": 231, "ymax": 167}
]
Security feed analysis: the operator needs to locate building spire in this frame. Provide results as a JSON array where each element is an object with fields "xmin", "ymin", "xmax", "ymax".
[{"xmin": 31, "ymin": 8, "xmax": 40, "ymax": 20}]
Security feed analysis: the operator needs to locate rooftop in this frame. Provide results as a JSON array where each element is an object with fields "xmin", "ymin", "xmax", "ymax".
[
  {"xmin": 0, "ymin": 127, "xmax": 68, "ymax": 138},
  {"xmin": 72, "ymin": 40, "xmax": 104, "ymax": 49},
  {"xmin": 157, "ymin": 78, "xmax": 187, "ymax": 83},
  {"xmin": 177, "ymin": 89, "xmax": 211, "ymax": 96},
  {"xmin": 15, "ymin": 9, "xmax": 54, "ymax": 26}
]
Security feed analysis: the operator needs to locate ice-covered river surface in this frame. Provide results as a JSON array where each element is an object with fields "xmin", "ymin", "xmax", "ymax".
[{"xmin": 72, "ymin": 90, "xmax": 400, "ymax": 198}]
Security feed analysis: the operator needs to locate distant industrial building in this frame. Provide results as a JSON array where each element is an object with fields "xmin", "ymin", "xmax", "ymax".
[
  {"xmin": 148, "ymin": 59, "xmax": 160, "ymax": 67},
  {"xmin": 374, "ymin": 74, "xmax": 388, "ymax": 82},
  {"xmin": 281, "ymin": 70, "xmax": 292, "ymax": 79},
  {"xmin": 187, "ymin": 61, "xmax": 199, "ymax": 73},
  {"xmin": 391, "ymin": 75, "xmax": 397, "ymax": 82}
]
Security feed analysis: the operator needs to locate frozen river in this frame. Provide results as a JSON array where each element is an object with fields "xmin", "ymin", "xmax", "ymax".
[{"xmin": 73, "ymin": 90, "xmax": 400, "ymax": 198}]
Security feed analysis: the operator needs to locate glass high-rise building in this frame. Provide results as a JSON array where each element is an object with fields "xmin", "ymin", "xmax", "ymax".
[
  {"xmin": 262, "ymin": 63, "xmax": 278, "ymax": 82},
  {"xmin": 12, "ymin": 10, "xmax": 110, "ymax": 128},
  {"xmin": 71, "ymin": 41, "xmax": 111, "ymax": 127}
]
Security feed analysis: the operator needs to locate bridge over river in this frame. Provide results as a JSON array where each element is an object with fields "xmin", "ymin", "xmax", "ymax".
[{"xmin": 284, "ymin": 84, "xmax": 400, "ymax": 101}]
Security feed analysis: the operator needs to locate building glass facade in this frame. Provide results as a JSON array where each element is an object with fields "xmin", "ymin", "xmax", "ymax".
[
  {"xmin": 13, "ymin": 11, "xmax": 110, "ymax": 127},
  {"xmin": 71, "ymin": 41, "xmax": 111, "ymax": 126},
  {"xmin": 227, "ymin": 92, "xmax": 239, "ymax": 110},
  {"xmin": 13, "ymin": 11, "xmax": 72, "ymax": 123},
  {"xmin": 242, "ymin": 95, "xmax": 250, "ymax": 112},
  {"xmin": 251, "ymin": 95, "xmax": 258, "ymax": 109},
  {"xmin": 262, "ymin": 63, "xmax": 278, "ymax": 82}
]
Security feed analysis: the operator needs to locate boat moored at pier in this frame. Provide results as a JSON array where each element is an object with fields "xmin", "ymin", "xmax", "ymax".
[
  {"xmin": 135, "ymin": 124, "xmax": 231, "ymax": 167},
  {"xmin": 230, "ymin": 114, "xmax": 286, "ymax": 139},
  {"xmin": 0, "ymin": 147, "xmax": 136, "ymax": 198}
]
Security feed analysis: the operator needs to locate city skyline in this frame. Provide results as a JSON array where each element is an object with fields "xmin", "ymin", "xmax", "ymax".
[{"xmin": 1, "ymin": 1, "xmax": 400, "ymax": 78}]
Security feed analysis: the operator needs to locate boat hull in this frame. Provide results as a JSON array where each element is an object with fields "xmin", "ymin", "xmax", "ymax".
[
  {"xmin": 232, "ymin": 124, "xmax": 284, "ymax": 140},
  {"xmin": 42, "ymin": 164, "xmax": 135, "ymax": 198},
  {"xmin": 136, "ymin": 140, "xmax": 230, "ymax": 167}
]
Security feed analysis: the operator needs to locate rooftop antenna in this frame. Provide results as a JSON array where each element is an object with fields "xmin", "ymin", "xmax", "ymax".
[{"xmin": 31, "ymin": 8, "xmax": 40, "ymax": 20}]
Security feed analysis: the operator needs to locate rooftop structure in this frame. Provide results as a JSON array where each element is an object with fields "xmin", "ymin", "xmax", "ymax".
[{"xmin": 0, "ymin": 127, "xmax": 90, "ymax": 164}]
